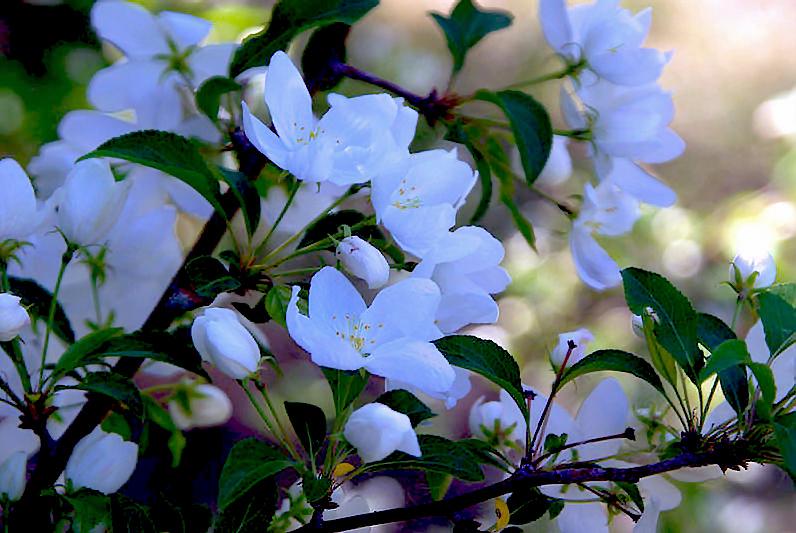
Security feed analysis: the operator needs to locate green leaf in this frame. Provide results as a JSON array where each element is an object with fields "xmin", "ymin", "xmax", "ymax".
[
  {"xmin": 696, "ymin": 316, "xmax": 749, "ymax": 415},
  {"xmin": 79, "ymin": 130, "xmax": 225, "ymax": 218},
  {"xmin": 475, "ymin": 90, "xmax": 552, "ymax": 185},
  {"xmin": 434, "ymin": 335, "xmax": 527, "ymax": 418},
  {"xmin": 370, "ymin": 435, "xmax": 485, "ymax": 482},
  {"xmin": 756, "ymin": 283, "xmax": 796, "ymax": 357},
  {"xmin": 110, "ymin": 494, "xmax": 157, "ymax": 533},
  {"xmin": 507, "ymin": 487, "xmax": 553, "ymax": 525},
  {"xmin": 265, "ymin": 285, "xmax": 293, "ymax": 328},
  {"xmin": 142, "ymin": 396, "xmax": 184, "ymax": 467},
  {"xmin": 8, "ymin": 277, "xmax": 75, "ymax": 343},
  {"xmin": 101, "ymin": 411, "xmax": 132, "ymax": 441},
  {"xmin": 53, "ymin": 327, "xmax": 124, "ymax": 376},
  {"xmin": 71, "ymin": 372, "xmax": 143, "ymax": 417},
  {"xmin": 615, "ymin": 481, "xmax": 645, "ymax": 512},
  {"xmin": 218, "ymin": 438, "xmax": 294, "ymax": 511},
  {"xmin": 195, "ymin": 76, "xmax": 241, "ymax": 121},
  {"xmin": 301, "ymin": 23, "xmax": 351, "ymax": 92},
  {"xmin": 65, "ymin": 489, "xmax": 110, "ymax": 533},
  {"xmin": 425, "ymin": 471, "xmax": 453, "ymax": 501},
  {"xmin": 219, "ymin": 168, "xmax": 262, "ymax": 236},
  {"xmin": 774, "ymin": 422, "xmax": 796, "ymax": 478},
  {"xmin": 641, "ymin": 312, "xmax": 678, "ymax": 388},
  {"xmin": 297, "ymin": 209, "xmax": 381, "ymax": 250},
  {"xmin": 557, "ymin": 349, "xmax": 666, "ymax": 396},
  {"xmin": 699, "ymin": 339, "xmax": 751, "ymax": 382},
  {"xmin": 323, "ymin": 367, "xmax": 369, "ymax": 414},
  {"xmin": 621, "ymin": 268, "xmax": 703, "ymax": 382},
  {"xmin": 214, "ymin": 476, "xmax": 278, "ymax": 533},
  {"xmin": 186, "ymin": 255, "xmax": 241, "ymax": 298},
  {"xmin": 375, "ymin": 389, "xmax": 436, "ymax": 427},
  {"xmin": 431, "ymin": 0, "xmax": 512, "ymax": 74},
  {"xmin": 99, "ymin": 329, "xmax": 210, "ymax": 380},
  {"xmin": 284, "ymin": 401, "xmax": 327, "ymax": 460},
  {"xmin": 748, "ymin": 362, "xmax": 776, "ymax": 408},
  {"xmin": 301, "ymin": 474, "xmax": 332, "ymax": 504},
  {"xmin": 229, "ymin": 0, "xmax": 379, "ymax": 77}
]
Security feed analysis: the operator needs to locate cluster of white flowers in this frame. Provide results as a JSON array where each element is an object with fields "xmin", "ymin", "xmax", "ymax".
[{"xmin": 540, "ymin": 0, "xmax": 685, "ymax": 290}]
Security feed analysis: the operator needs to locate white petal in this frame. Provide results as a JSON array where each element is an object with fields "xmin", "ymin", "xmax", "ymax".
[
  {"xmin": 569, "ymin": 228, "xmax": 622, "ymax": 291},
  {"xmin": 87, "ymin": 61, "xmax": 165, "ymax": 112},
  {"xmin": 556, "ymin": 501, "xmax": 608, "ymax": 533},
  {"xmin": 57, "ymin": 110, "xmax": 135, "ymax": 151},
  {"xmin": 242, "ymin": 101, "xmax": 289, "ymax": 168},
  {"xmin": 157, "ymin": 11, "xmax": 211, "ymax": 50},
  {"xmin": 539, "ymin": 0, "xmax": 574, "ymax": 56},
  {"xmin": 366, "ymin": 339, "xmax": 455, "ymax": 397},
  {"xmin": 575, "ymin": 379, "xmax": 628, "ymax": 460},
  {"xmin": 589, "ymin": 48, "xmax": 668, "ymax": 86},
  {"xmin": 264, "ymin": 51, "xmax": 315, "ymax": 150},
  {"xmin": 91, "ymin": 1, "xmax": 168, "ymax": 58},
  {"xmin": 188, "ymin": 44, "xmax": 236, "ymax": 85},
  {"xmin": 602, "ymin": 158, "xmax": 676, "ymax": 207},
  {"xmin": 309, "ymin": 267, "xmax": 367, "ymax": 327},
  {"xmin": 361, "ymin": 277, "xmax": 442, "ymax": 343},
  {"xmin": 0, "ymin": 158, "xmax": 38, "ymax": 241}
]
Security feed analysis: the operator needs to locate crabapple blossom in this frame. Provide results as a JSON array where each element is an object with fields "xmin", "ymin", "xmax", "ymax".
[
  {"xmin": 0, "ymin": 451, "xmax": 26, "ymax": 502},
  {"xmin": 191, "ymin": 308, "xmax": 262, "ymax": 380},
  {"xmin": 468, "ymin": 388, "xmax": 526, "ymax": 446},
  {"xmin": 242, "ymin": 51, "xmax": 416, "ymax": 186},
  {"xmin": 540, "ymin": 0, "xmax": 670, "ymax": 86},
  {"xmin": 0, "ymin": 294, "xmax": 30, "ymax": 342},
  {"xmin": 336, "ymin": 236, "xmax": 390, "ymax": 289},
  {"xmin": 0, "ymin": 158, "xmax": 39, "ymax": 243},
  {"xmin": 65, "ymin": 428, "xmax": 138, "ymax": 495},
  {"xmin": 537, "ymin": 135, "xmax": 572, "ymax": 186},
  {"xmin": 550, "ymin": 327, "xmax": 595, "ymax": 367},
  {"xmin": 286, "ymin": 267, "xmax": 455, "ymax": 397},
  {"xmin": 387, "ymin": 367, "xmax": 472, "ymax": 410},
  {"xmin": 168, "ymin": 382, "xmax": 234, "ymax": 430},
  {"xmin": 730, "ymin": 250, "xmax": 777, "ymax": 289},
  {"xmin": 343, "ymin": 403, "xmax": 421, "ymax": 463}
]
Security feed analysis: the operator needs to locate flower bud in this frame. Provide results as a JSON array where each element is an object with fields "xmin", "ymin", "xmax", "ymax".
[
  {"xmin": 335, "ymin": 236, "xmax": 390, "ymax": 289},
  {"xmin": 343, "ymin": 403, "xmax": 420, "ymax": 463},
  {"xmin": 191, "ymin": 308, "xmax": 261, "ymax": 380},
  {"xmin": 0, "ymin": 293, "xmax": 30, "ymax": 342},
  {"xmin": 550, "ymin": 328, "xmax": 594, "ymax": 367},
  {"xmin": 631, "ymin": 314, "xmax": 645, "ymax": 338},
  {"xmin": 66, "ymin": 428, "xmax": 138, "ymax": 495},
  {"xmin": 56, "ymin": 159, "xmax": 129, "ymax": 246},
  {"xmin": 0, "ymin": 451, "xmax": 27, "ymax": 502},
  {"xmin": 730, "ymin": 250, "xmax": 776, "ymax": 289},
  {"xmin": 0, "ymin": 158, "xmax": 38, "ymax": 243},
  {"xmin": 169, "ymin": 382, "xmax": 233, "ymax": 430}
]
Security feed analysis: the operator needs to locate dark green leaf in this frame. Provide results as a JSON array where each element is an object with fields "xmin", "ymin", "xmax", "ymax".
[
  {"xmin": 557, "ymin": 349, "xmax": 665, "ymax": 396},
  {"xmin": 65, "ymin": 489, "xmax": 110, "ymax": 533},
  {"xmin": 756, "ymin": 283, "xmax": 796, "ymax": 357},
  {"xmin": 475, "ymin": 90, "xmax": 552, "ymax": 185},
  {"xmin": 54, "ymin": 327, "xmax": 124, "ymax": 376},
  {"xmin": 229, "ymin": 0, "xmax": 379, "ymax": 77},
  {"xmin": 425, "ymin": 471, "xmax": 452, "ymax": 501},
  {"xmin": 195, "ymin": 76, "xmax": 241, "ymax": 121},
  {"xmin": 323, "ymin": 367, "xmax": 369, "ymax": 414},
  {"xmin": 214, "ymin": 476, "xmax": 278, "ymax": 533},
  {"xmin": 543, "ymin": 433, "xmax": 568, "ymax": 454},
  {"xmin": 265, "ymin": 285, "xmax": 292, "ymax": 328},
  {"xmin": 79, "ymin": 130, "xmax": 225, "ymax": 218},
  {"xmin": 110, "ymin": 494, "xmax": 157, "ymax": 533},
  {"xmin": 8, "ymin": 277, "xmax": 75, "ymax": 343},
  {"xmin": 696, "ymin": 313, "xmax": 736, "ymax": 351},
  {"xmin": 101, "ymin": 411, "xmax": 132, "ymax": 441},
  {"xmin": 71, "ymin": 372, "xmax": 143, "ymax": 417},
  {"xmin": 641, "ymin": 312, "xmax": 678, "ymax": 387},
  {"xmin": 699, "ymin": 339, "xmax": 751, "ymax": 382},
  {"xmin": 370, "ymin": 435, "xmax": 485, "ymax": 482},
  {"xmin": 219, "ymin": 168, "xmax": 261, "ymax": 236},
  {"xmin": 434, "ymin": 335, "xmax": 527, "ymax": 418},
  {"xmin": 301, "ymin": 474, "xmax": 332, "ymax": 504},
  {"xmin": 507, "ymin": 487, "xmax": 552, "ymax": 525},
  {"xmin": 375, "ymin": 389, "xmax": 436, "ymax": 427},
  {"xmin": 431, "ymin": 0, "xmax": 512, "ymax": 74},
  {"xmin": 284, "ymin": 401, "xmax": 327, "ymax": 460},
  {"xmin": 302, "ymin": 23, "xmax": 351, "ymax": 92},
  {"xmin": 218, "ymin": 438, "xmax": 294, "ymax": 511},
  {"xmin": 749, "ymin": 362, "xmax": 776, "ymax": 408},
  {"xmin": 186, "ymin": 255, "xmax": 241, "ymax": 298},
  {"xmin": 615, "ymin": 481, "xmax": 645, "ymax": 512},
  {"xmin": 696, "ymin": 313, "xmax": 749, "ymax": 414},
  {"xmin": 99, "ymin": 329, "xmax": 209, "ymax": 380},
  {"xmin": 774, "ymin": 422, "xmax": 796, "ymax": 479},
  {"xmin": 621, "ymin": 268, "xmax": 703, "ymax": 382}
]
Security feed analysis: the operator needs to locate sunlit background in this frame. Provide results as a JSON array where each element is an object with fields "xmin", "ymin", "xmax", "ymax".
[{"xmin": 1, "ymin": 0, "xmax": 795, "ymax": 531}]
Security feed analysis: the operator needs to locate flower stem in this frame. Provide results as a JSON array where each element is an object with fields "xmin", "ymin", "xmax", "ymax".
[
  {"xmin": 241, "ymin": 379, "xmax": 301, "ymax": 462},
  {"xmin": 39, "ymin": 247, "xmax": 73, "ymax": 390},
  {"xmin": 253, "ymin": 180, "xmax": 301, "ymax": 259}
]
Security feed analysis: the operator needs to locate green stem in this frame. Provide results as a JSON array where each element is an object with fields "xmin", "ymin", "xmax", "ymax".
[
  {"xmin": 253, "ymin": 381, "xmax": 302, "ymax": 461},
  {"xmin": 39, "ymin": 248, "xmax": 73, "ymax": 390},
  {"xmin": 272, "ymin": 266, "xmax": 325, "ymax": 278},
  {"xmin": 241, "ymin": 380, "xmax": 301, "ymax": 462},
  {"xmin": 257, "ymin": 188, "xmax": 355, "ymax": 268},
  {"xmin": 501, "ymin": 62, "xmax": 585, "ymax": 91},
  {"xmin": 254, "ymin": 180, "xmax": 301, "ymax": 258}
]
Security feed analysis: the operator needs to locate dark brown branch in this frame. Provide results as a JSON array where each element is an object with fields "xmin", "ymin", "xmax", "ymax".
[{"xmin": 297, "ymin": 450, "xmax": 735, "ymax": 532}]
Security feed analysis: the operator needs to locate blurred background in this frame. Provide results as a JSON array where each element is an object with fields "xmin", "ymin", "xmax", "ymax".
[{"xmin": 1, "ymin": 0, "xmax": 795, "ymax": 531}]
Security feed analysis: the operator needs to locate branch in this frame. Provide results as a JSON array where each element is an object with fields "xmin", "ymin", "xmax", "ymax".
[
  {"xmin": 330, "ymin": 62, "xmax": 459, "ymax": 125},
  {"xmin": 297, "ymin": 449, "xmax": 743, "ymax": 532},
  {"xmin": 9, "ymin": 130, "xmax": 267, "ymax": 527}
]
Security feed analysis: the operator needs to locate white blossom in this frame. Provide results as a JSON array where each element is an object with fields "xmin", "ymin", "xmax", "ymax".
[
  {"xmin": 550, "ymin": 328, "xmax": 595, "ymax": 367},
  {"xmin": 540, "ymin": 0, "xmax": 670, "ymax": 86},
  {"xmin": 191, "ymin": 308, "xmax": 262, "ymax": 380},
  {"xmin": 370, "ymin": 149, "xmax": 477, "ymax": 257},
  {"xmin": 0, "ymin": 451, "xmax": 26, "ymax": 502},
  {"xmin": 730, "ymin": 250, "xmax": 777, "ymax": 289},
  {"xmin": 537, "ymin": 135, "xmax": 572, "ymax": 186},
  {"xmin": 243, "ymin": 51, "xmax": 416, "ymax": 186},
  {"xmin": 0, "ymin": 158, "xmax": 39, "ymax": 242},
  {"xmin": 168, "ymin": 382, "xmax": 234, "ymax": 430},
  {"xmin": 286, "ymin": 267, "xmax": 455, "ymax": 397},
  {"xmin": 413, "ymin": 226, "xmax": 510, "ymax": 333},
  {"xmin": 343, "ymin": 403, "xmax": 421, "ymax": 463},
  {"xmin": 0, "ymin": 294, "xmax": 30, "ymax": 342},
  {"xmin": 66, "ymin": 428, "xmax": 138, "ymax": 495},
  {"xmin": 336, "ymin": 236, "xmax": 390, "ymax": 289},
  {"xmin": 55, "ymin": 159, "xmax": 130, "ymax": 246}
]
